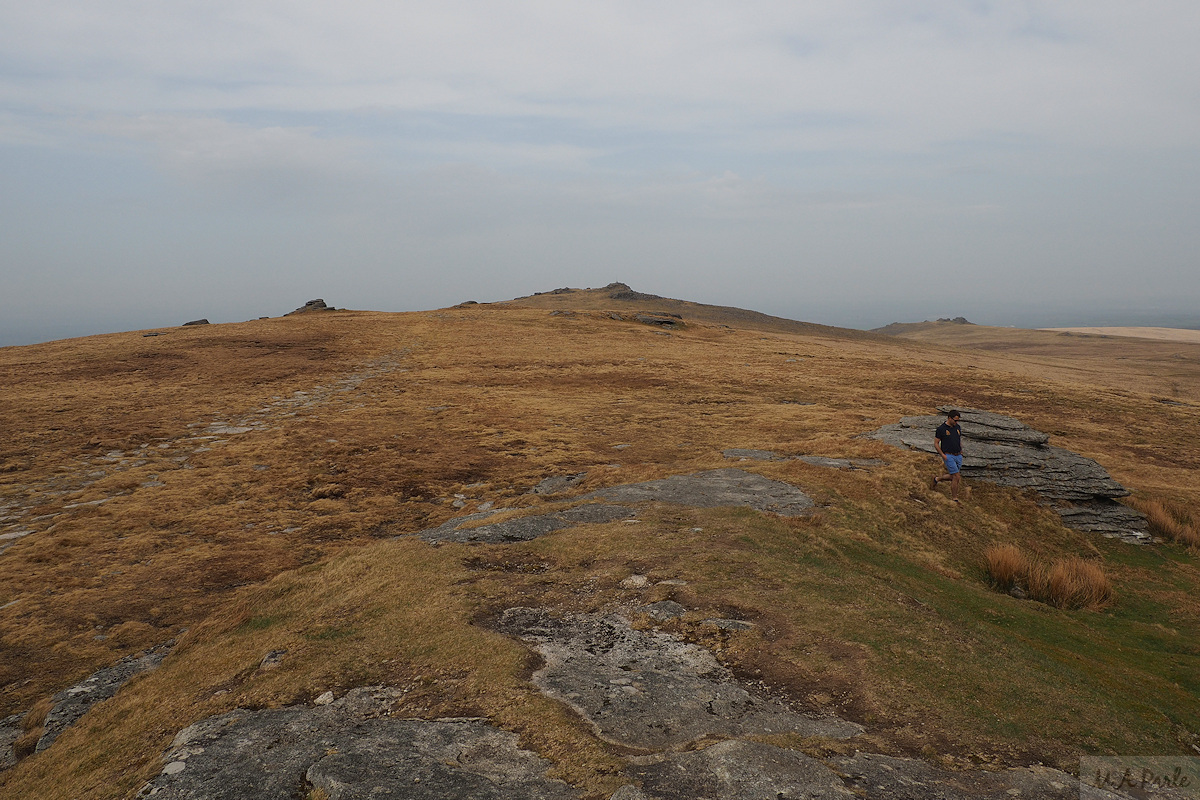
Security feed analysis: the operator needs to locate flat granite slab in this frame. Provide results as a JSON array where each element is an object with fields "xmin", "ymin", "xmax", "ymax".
[
  {"xmin": 497, "ymin": 608, "xmax": 861, "ymax": 750},
  {"xmin": 136, "ymin": 687, "xmax": 579, "ymax": 800}
]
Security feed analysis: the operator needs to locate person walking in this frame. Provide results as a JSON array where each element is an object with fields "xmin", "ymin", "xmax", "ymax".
[{"xmin": 931, "ymin": 410, "xmax": 964, "ymax": 503}]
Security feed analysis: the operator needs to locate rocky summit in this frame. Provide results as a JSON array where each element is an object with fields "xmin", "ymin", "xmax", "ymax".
[{"xmin": 867, "ymin": 408, "xmax": 1150, "ymax": 543}]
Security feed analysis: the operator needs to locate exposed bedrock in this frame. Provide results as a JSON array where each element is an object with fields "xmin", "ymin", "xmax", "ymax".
[
  {"xmin": 415, "ymin": 468, "xmax": 815, "ymax": 545},
  {"xmin": 866, "ymin": 408, "xmax": 1149, "ymax": 543},
  {"xmin": 578, "ymin": 468, "xmax": 815, "ymax": 517},
  {"xmin": 496, "ymin": 608, "xmax": 862, "ymax": 750},
  {"xmin": 135, "ymin": 688, "xmax": 579, "ymax": 800}
]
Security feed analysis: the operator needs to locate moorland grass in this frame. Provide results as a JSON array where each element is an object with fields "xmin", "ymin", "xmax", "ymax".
[
  {"xmin": 2, "ymin": 292, "xmax": 1199, "ymax": 796},
  {"xmin": 984, "ymin": 545, "xmax": 1114, "ymax": 610}
]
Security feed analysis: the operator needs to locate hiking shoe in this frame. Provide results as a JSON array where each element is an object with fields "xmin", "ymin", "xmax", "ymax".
[{"xmin": 930, "ymin": 476, "xmax": 940, "ymax": 490}]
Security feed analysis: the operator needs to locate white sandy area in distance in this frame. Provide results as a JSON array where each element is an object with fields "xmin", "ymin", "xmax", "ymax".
[{"xmin": 1039, "ymin": 327, "xmax": 1200, "ymax": 343}]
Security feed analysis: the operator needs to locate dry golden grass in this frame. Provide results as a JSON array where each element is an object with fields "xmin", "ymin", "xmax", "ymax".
[
  {"xmin": 1132, "ymin": 497, "xmax": 1200, "ymax": 548},
  {"xmin": 1038, "ymin": 557, "xmax": 1115, "ymax": 611},
  {"xmin": 983, "ymin": 544, "xmax": 1031, "ymax": 592},
  {"xmin": 1, "ymin": 288, "xmax": 1198, "ymax": 797},
  {"xmin": 985, "ymin": 545, "xmax": 1114, "ymax": 611}
]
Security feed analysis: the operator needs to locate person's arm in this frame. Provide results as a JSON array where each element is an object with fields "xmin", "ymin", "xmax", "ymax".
[{"xmin": 934, "ymin": 428, "xmax": 944, "ymax": 457}]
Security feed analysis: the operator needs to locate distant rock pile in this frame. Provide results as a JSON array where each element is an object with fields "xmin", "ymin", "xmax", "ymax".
[
  {"xmin": 181, "ymin": 319, "xmax": 209, "ymax": 326},
  {"xmin": 286, "ymin": 298, "xmax": 337, "ymax": 315},
  {"xmin": 604, "ymin": 282, "xmax": 664, "ymax": 302},
  {"xmin": 866, "ymin": 408, "xmax": 1149, "ymax": 543}
]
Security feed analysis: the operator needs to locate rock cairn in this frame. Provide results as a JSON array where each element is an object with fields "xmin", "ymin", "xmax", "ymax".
[{"xmin": 867, "ymin": 408, "xmax": 1149, "ymax": 543}]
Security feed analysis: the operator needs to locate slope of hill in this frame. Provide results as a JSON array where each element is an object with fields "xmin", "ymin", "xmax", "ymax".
[
  {"xmin": 1, "ymin": 291, "xmax": 1198, "ymax": 798},
  {"xmin": 874, "ymin": 320, "xmax": 1200, "ymax": 402}
]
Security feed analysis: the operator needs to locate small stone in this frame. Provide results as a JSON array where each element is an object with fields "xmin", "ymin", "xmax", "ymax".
[
  {"xmin": 259, "ymin": 650, "xmax": 287, "ymax": 670},
  {"xmin": 314, "ymin": 691, "xmax": 335, "ymax": 706},
  {"xmin": 163, "ymin": 761, "xmax": 187, "ymax": 775},
  {"xmin": 620, "ymin": 574, "xmax": 650, "ymax": 589},
  {"xmin": 639, "ymin": 600, "xmax": 687, "ymax": 620}
]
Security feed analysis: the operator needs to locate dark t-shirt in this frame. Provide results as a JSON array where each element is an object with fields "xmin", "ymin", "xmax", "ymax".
[{"xmin": 935, "ymin": 421, "xmax": 963, "ymax": 455}]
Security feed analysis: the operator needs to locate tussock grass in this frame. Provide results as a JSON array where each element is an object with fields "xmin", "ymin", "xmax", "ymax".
[
  {"xmin": 983, "ymin": 544, "xmax": 1030, "ymax": 592},
  {"xmin": 985, "ymin": 545, "xmax": 1114, "ymax": 610},
  {"xmin": 1132, "ymin": 497, "xmax": 1200, "ymax": 548}
]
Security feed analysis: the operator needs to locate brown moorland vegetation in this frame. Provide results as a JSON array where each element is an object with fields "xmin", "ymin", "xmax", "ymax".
[
  {"xmin": 1, "ymin": 286, "xmax": 1198, "ymax": 798},
  {"xmin": 984, "ymin": 545, "xmax": 1115, "ymax": 610}
]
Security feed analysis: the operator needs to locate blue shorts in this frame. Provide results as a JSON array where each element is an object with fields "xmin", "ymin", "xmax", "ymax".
[{"xmin": 943, "ymin": 453, "xmax": 963, "ymax": 474}]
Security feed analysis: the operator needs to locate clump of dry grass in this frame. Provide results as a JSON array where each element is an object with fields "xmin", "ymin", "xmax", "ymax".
[
  {"xmin": 1132, "ymin": 497, "xmax": 1200, "ymax": 548},
  {"xmin": 984, "ymin": 545, "xmax": 1113, "ymax": 611},
  {"xmin": 983, "ymin": 544, "xmax": 1029, "ymax": 592},
  {"xmin": 1038, "ymin": 557, "xmax": 1114, "ymax": 610}
]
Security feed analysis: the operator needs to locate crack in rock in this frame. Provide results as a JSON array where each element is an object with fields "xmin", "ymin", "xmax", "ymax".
[{"xmin": 496, "ymin": 608, "xmax": 862, "ymax": 750}]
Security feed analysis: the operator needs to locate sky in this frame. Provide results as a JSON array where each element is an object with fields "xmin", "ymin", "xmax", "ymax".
[{"xmin": 3, "ymin": 2, "xmax": 1200, "ymax": 346}]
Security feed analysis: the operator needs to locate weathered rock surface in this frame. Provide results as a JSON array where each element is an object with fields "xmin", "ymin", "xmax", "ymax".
[
  {"xmin": 497, "ymin": 608, "xmax": 862, "ymax": 750},
  {"xmin": 181, "ymin": 318, "xmax": 209, "ymax": 326},
  {"xmin": 36, "ymin": 642, "xmax": 171, "ymax": 753},
  {"xmin": 417, "ymin": 504, "xmax": 635, "ymax": 544},
  {"xmin": 418, "ymin": 469, "xmax": 813, "ymax": 545},
  {"xmin": 633, "ymin": 312, "xmax": 684, "ymax": 328},
  {"xmin": 579, "ymin": 468, "xmax": 815, "ymax": 517},
  {"xmin": 722, "ymin": 449, "xmax": 886, "ymax": 469},
  {"xmin": 136, "ymin": 687, "xmax": 579, "ymax": 799},
  {"xmin": 634, "ymin": 740, "xmax": 857, "ymax": 800},
  {"xmin": 866, "ymin": 408, "xmax": 1149, "ymax": 542},
  {"xmin": 830, "ymin": 752, "xmax": 1135, "ymax": 800},
  {"xmin": 530, "ymin": 473, "xmax": 588, "ymax": 495},
  {"xmin": 0, "ymin": 713, "xmax": 23, "ymax": 770},
  {"xmin": 286, "ymin": 298, "xmax": 336, "ymax": 315}
]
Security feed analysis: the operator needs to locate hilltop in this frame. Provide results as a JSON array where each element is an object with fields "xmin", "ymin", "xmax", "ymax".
[{"xmin": 1, "ymin": 288, "xmax": 1198, "ymax": 798}]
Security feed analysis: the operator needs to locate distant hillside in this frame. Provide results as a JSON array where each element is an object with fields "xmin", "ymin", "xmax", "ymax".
[
  {"xmin": 871, "ymin": 317, "xmax": 973, "ymax": 336},
  {"xmin": 503, "ymin": 282, "xmax": 882, "ymax": 340},
  {"xmin": 1, "ymin": 291, "xmax": 1198, "ymax": 798}
]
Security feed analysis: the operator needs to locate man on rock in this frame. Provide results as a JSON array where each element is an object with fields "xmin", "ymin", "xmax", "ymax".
[{"xmin": 931, "ymin": 410, "xmax": 964, "ymax": 503}]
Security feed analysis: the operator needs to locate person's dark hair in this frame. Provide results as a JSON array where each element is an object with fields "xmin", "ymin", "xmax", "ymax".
[{"xmin": 947, "ymin": 409, "xmax": 961, "ymax": 419}]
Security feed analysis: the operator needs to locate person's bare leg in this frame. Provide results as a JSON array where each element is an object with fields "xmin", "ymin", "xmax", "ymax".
[{"xmin": 950, "ymin": 473, "xmax": 961, "ymax": 501}]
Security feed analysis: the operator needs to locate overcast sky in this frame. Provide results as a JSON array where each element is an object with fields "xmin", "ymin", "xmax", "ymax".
[{"xmin": 3, "ymin": 2, "xmax": 1199, "ymax": 345}]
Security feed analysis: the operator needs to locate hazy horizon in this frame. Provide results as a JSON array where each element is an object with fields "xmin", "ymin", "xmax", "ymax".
[
  {"xmin": 4, "ymin": 3, "xmax": 1199, "ymax": 348},
  {"xmin": 4, "ymin": 283, "xmax": 1200, "ymax": 349}
]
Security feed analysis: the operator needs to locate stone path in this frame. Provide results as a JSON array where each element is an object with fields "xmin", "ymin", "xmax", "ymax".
[
  {"xmin": 0, "ymin": 352, "xmax": 409, "ymax": 555},
  {"xmin": 866, "ymin": 408, "xmax": 1150, "ymax": 543}
]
